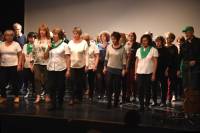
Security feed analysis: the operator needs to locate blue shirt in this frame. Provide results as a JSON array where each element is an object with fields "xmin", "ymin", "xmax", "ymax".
[{"xmin": 14, "ymin": 34, "xmax": 26, "ymax": 48}]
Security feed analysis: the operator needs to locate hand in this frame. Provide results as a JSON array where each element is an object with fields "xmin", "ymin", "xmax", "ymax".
[
  {"xmin": 189, "ymin": 60, "xmax": 196, "ymax": 66},
  {"xmin": 30, "ymin": 64, "xmax": 34, "ymax": 72},
  {"xmin": 122, "ymin": 69, "xmax": 126, "ymax": 77},
  {"xmin": 17, "ymin": 65, "xmax": 22, "ymax": 72},
  {"xmin": 134, "ymin": 74, "xmax": 137, "ymax": 80},
  {"xmin": 125, "ymin": 68, "xmax": 129, "ymax": 74},
  {"xmin": 151, "ymin": 74, "xmax": 156, "ymax": 81},
  {"xmin": 85, "ymin": 66, "xmax": 88, "ymax": 72},
  {"xmin": 66, "ymin": 70, "xmax": 70, "ymax": 79},
  {"xmin": 165, "ymin": 69, "xmax": 168, "ymax": 77},
  {"xmin": 103, "ymin": 68, "xmax": 107, "ymax": 75},
  {"xmin": 177, "ymin": 70, "xmax": 181, "ymax": 77},
  {"xmin": 93, "ymin": 66, "xmax": 97, "ymax": 72}
]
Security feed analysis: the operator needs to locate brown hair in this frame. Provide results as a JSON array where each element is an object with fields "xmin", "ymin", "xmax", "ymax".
[
  {"xmin": 3, "ymin": 30, "xmax": 15, "ymax": 40},
  {"xmin": 155, "ymin": 36, "xmax": 166, "ymax": 46},
  {"xmin": 38, "ymin": 24, "xmax": 50, "ymax": 40},
  {"xmin": 128, "ymin": 32, "xmax": 137, "ymax": 42},
  {"xmin": 166, "ymin": 32, "xmax": 176, "ymax": 41},
  {"xmin": 99, "ymin": 31, "xmax": 110, "ymax": 43}
]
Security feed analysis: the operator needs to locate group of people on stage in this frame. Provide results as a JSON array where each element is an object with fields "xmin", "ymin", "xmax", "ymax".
[{"xmin": 0, "ymin": 23, "xmax": 200, "ymax": 111}]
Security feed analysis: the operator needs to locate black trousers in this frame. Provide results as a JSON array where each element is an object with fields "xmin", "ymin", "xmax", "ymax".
[
  {"xmin": 0, "ymin": 66, "xmax": 19, "ymax": 97},
  {"xmin": 47, "ymin": 70, "xmax": 66, "ymax": 106},
  {"xmin": 70, "ymin": 67, "xmax": 85, "ymax": 101},
  {"xmin": 121, "ymin": 75, "xmax": 127, "ymax": 102},
  {"xmin": 23, "ymin": 68, "xmax": 35, "ymax": 92},
  {"xmin": 168, "ymin": 69, "xmax": 178, "ymax": 101},
  {"xmin": 87, "ymin": 70, "xmax": 96, "ymax": 99},
  {"xmin": 96, "ymin": 62, "xmax": 107, "ymax": 97},
  {"xmin": 152, "ymin": 74, "xmax": 168, "ymax": 104},
  {"xmin": 18, "ymin": 70, "xmax": 24, "ymax": 91},
  {"xmin": 107, "ymin": 72, "xmax": 122, "ymax": 105},
  {"xmin": 137, "ymin": 74, "xmax": 152, "ymax": 107}
]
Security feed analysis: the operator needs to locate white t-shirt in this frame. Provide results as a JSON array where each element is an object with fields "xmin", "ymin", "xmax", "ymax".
[
  {"xmin": 87, "ymin": 41, "xmax": 99, "ymax": 70},
  {"xmin": 65, "ymin": 40, "xmax": 88, "ymax": 68},
  {"xmin": 32, "ymin": 39, "xmax": 49, "ymax": 65},
  {"xmin": 47, "ymin": 41, "xmax": 67, "ymax": 71},
  {"xmin": 22, "ymin": 43, "xmax": 34, "ymax": 68},
  {"xmin": 136, "ymin": 47, "xmax": 158, "ymax": 74},
  {"xmin": 0, "ymin": 41, "xmax": 22, "ymax": 67}
]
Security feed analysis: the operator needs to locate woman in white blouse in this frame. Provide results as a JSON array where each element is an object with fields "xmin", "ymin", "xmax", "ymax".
[
  {"xmin": 44, "ymin": 28, "xmax": 67, "ymax": 111},
  {"xmin": 66, "ymin": 27, "xmax": 88, "ymax": 105},
  {"xmin": 32, "ymin": 24, "xmax": 51, "ymax": 103},
  {"xmin": 135, "ymin": 34, "xmax": 158, "ymax": 111},
  {"xmin": 0, "ymin": 30, "xmax": 22, "ymax": 103},
  {"xmin": 82, "ymin": 33, "xmax": 99, "ymax": 102}
]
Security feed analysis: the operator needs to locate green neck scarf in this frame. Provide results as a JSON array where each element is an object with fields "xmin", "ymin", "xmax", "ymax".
[
  {"xmin": 27, "ymin": 43, "xmax": 33, "ymax": 54},
  {"xmin": 51, "ymin": 40, "xmax": 63, "ymax": 49},
  {"xmin": 140, "ymin": 46, "xmax": 152, "ymax": 59}
]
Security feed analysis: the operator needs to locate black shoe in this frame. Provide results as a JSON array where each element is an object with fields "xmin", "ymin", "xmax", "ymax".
[
  {"xmin": 139, "ymin": 106, "xmax": 144, "ymax": 111},
  {"xmin": 151, "ymin": 102, "xmax": 158, "ymax": 107},
  {"xmin": 88, "ymin": 98, "xmax": 93, "ymax": 103},
  {"xmin": 48, "ymin": 106, "xmax": 57, "ymax": 111},
  {"xmin": 57, "ymin": 105, "xmax": 63, "ymax": 110},
  {"xmin": 132, "ymin": 97, "xmax": 137, "ymax": 103},
  {"xmin": 107, "ymin": 103, "xmax": 112, "ymax": 109},
  {"xmin": 167, "ymin": 101, "xmax": 172, "ymax": 107},
  {"xmin": 114, "ymin": 103, "xmax": 119, "ymax": 108},
  {"xmin": 160, "ymin": 103, "xmax": 166, "ymax": 107},
  {"xmin": 145, "ymin": 106, "xmax": 151, "ymax": 111}
]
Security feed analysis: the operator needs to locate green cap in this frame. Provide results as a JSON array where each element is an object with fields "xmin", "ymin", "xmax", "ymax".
[{"xmin": 182, "ymin": 26, "xmax": 194, "ymax": 32}]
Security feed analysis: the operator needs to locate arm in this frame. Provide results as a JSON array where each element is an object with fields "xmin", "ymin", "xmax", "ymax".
[
  {"xmin": 151, "ymin": 48, "xmax": 158, "ymax": 81},
  {"xmin": 122, "ymin": 48, "xmax": 127, "ymax": 76},
  {"xmin": 65, "ymin": 54, "xmax": 71, "ymax": 78},
  {"xmin": 93, "ymin": 53, "xmax": 99, "ymax": 71},
  {"xmin": 44, "ymin": 40, "xmax": 51, "ymax": 60},
  {"xmin": 85, "ymin": 45, "xmax": 89, "ymax": 72},
  {"xmin": 17, "ymin": 51, "xmax": 23, "ymax": 71},
  {"xmin": 103, "ymin": 47, "xmax": 109, "ymax": 75},
  {"xmin": 152, "ymin": 57, "xmax": 158, "ymax": 81},
  {"xmin": 21, "ymin": 53, "xmax": 25, "ymax": 69},
  {"xmin": 44, "ymin": 47, "xmax": 50, "ymax": 60},
  {"xmin": 134, "ymin": 57, "xmax": 138, "ymax": 80}
]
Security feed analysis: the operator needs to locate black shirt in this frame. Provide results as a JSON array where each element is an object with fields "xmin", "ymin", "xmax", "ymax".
[
  {"xmin": 179, "ymin": 36, "xmax": 200, "ymax": 70},
  {"xmin": 166, "ymin": 44, "xmax": 179, "ymax": 70},
  {"xmin": 128, "ymin": 42, "xmax": 140, "ymax": 68},
  {"xmin": 157, "ymin": 47, "xmax": 169, "ymax": 76}
]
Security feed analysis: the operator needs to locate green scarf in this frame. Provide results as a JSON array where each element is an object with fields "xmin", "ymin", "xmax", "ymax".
[
  {"xmin": 140, "ymin": 46, "xmax": 152, "ymax": 59},
  {"xmin": 51, "ymin": 40, "xmax": 63, "ymax": 49},
  {"xmin": 27, "ymin": 43, "xmax": 33, "ymax": 54}
]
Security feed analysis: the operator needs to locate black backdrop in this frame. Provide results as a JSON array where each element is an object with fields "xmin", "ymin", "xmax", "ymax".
[{"xmin": 0, "ymin": 0, "xmax": 24, "ymax": 33}]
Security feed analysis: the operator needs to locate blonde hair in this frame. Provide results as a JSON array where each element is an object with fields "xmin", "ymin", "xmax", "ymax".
[
  {"xmin": 52, "ymin": 27, "xmax": 64, "ymax": 40},
  {"xmin": 72, "ymin": 27, "xmax": 82, "ymax": 35}
]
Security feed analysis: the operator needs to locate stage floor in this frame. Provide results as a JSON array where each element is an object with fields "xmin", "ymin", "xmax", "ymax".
[{"xmin": 0, "ymin": 97, "xmax": 200, "ymax": 132}]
